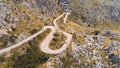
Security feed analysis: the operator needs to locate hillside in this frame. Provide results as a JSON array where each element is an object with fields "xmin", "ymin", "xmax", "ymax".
[{"xmin": 0, "ymin": 0, "xmax": 120, "ymax": 68}]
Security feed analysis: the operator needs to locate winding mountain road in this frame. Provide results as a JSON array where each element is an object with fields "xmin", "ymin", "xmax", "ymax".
[
  {"xmin": 41, "ymin": 12, "xmax": 72, "ymax": 54},
  {"xmin": 0, "ymin": 12, "xmax": 72, "ymax": 55}
]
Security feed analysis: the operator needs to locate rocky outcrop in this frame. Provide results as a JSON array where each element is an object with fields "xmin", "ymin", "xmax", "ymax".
[
  {"xmin": 0, "ymin": 1, "xmax": 8, "ymax": 19},
  {"xmin": 63, "ymin": 0, "xmax": 120, "ymax": 24},
  {"xmin": 36, "ymin": 0, "xmax": 57, "ymax": 15},
  {"xmin": 4, "ymin": 0, "xmax": 120, "ymax": 25}
]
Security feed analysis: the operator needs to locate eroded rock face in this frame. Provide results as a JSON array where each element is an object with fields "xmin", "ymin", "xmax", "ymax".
[
  {"xmin": 6, "ymin": 0, "xmax": 58, "ymax": 15},
  {"xmin": 64, "ymin": 0, "xmax": 120, "ymax": 24},
  {"xmin": 0, "ymin": 1, "xmax": 8, "ymax": 19},
  {"xmin": 5, "ymin": 0, "xmax": 120, "ymax": 24},
  {"xmin": 36, "ymin": 0, "xmax": 57, "ymax": 14}
]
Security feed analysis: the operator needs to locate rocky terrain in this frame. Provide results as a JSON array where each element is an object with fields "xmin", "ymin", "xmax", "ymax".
[
  {"xmin": 66, "ymin": 0, "xmax": 120, "ymax": 24},
  {"xmin": 0, "ymin": 0, "xmax": 120, "ymax": 68}
]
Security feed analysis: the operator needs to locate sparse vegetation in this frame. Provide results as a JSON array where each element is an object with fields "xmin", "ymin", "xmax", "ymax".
[
  {"xmin": 0, "ymin": 0, "xmax": 120, "ymax": 68},
  {"xmin": 0, "ymin": 29, "xmax": 51, "ymax": 68},
  {"xmin": 49, "ymin": 31, "xmax": 66, "ymax": 50},
  {"xmin": 0, "ymin": 56, "xmax": 5, "ymax": 62},
  {"xmin": 9, "ymin": 35, "xmax": 17, "ymax": 43},
  {"xmin": 30, "ymin": 28, "xmax": 39, "ymax": 34},
  {"xmin": 73, "ymin": 33, "xmax": 85, "ymax": 45},
  {"xmin": 10, "ymin": 39, "xmax": 49, "ymax": 68}
]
